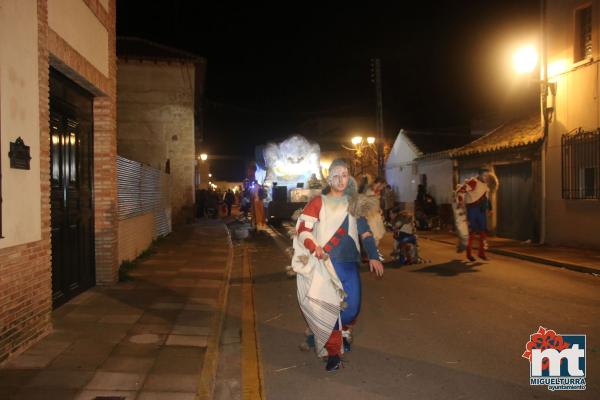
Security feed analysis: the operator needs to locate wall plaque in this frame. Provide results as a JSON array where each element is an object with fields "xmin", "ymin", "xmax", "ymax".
[{"xmin": 8, "ymin": 137, "xmax": 31, "ymax": 170}]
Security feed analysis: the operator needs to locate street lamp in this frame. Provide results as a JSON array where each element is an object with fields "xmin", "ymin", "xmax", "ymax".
[
  {"xmin": 344, "ymin": 135, "xmax": 377, "ymax": 175},
  {"xmin": 512, "ymin": 45, "xmax": 538, "ymax": 74},
  {"xmin": 197, "ymin": 153, "xmax": 210, "ymax": 190},
  {"xmin": 512, "ymin": 45, "xmax": 555, "ymax": 119},
  {"xmin": 351, "ymin": 136, "xmax": 363, "ymax": 145}
]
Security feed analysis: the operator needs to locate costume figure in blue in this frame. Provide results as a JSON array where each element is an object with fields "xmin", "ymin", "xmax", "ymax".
[
  {"xmin": 457, "ymin": 167, "xmax": 492, "ymax": 261},
  {"xmin": 296, "ymin": 159, "xmax": 384, "ymax": 372}
]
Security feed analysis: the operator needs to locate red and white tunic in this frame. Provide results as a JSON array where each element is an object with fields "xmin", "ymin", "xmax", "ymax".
[
  {"xmin": 291, "ymin": 194, "xmax": 358, "ymax": 357},
  {"xmin": 457, "ymin": 177, "xmax": 489, "ymax": 206},
  {"xmin": 296, "ymin": 195, "xmax": 360, "ymax": 255}
]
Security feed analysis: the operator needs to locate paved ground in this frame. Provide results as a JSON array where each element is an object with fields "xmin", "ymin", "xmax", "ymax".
[
  {"xmin": 419, "ymin": 230, "xmax": 600, "ymax": 274},
  {"xmin": 7, "ymin": 218, "xmax": 597, "ymax": 399},
  {"xmin": 214, "ymin": 241, "xmax": 244, "ymax": 400},
  {"xmin": 0, "ymin": 221, "xmax": 231, "ymax": 400},
  {"xmin": 251, "ymin": 227, "xmax": 600, "ymax": 399}
]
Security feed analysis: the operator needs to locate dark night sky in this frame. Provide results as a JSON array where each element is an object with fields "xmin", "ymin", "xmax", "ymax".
[{"xmin": 117, "ymin": 1, "xmax": 540, "ymax": 180}]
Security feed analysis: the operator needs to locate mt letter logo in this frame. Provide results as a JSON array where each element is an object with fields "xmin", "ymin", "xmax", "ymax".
[{"xmin": 522, "ymin": 326, "xmax": 586, "ymax": 391}]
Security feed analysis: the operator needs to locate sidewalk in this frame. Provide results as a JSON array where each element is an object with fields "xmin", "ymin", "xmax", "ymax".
[
  {"xmin": 0, "ymin": 220, "xmax": 232, "ymax": 400},
  {"xmin": 418, "ymin": 230, "xmax": 600, "ymax": 275}
]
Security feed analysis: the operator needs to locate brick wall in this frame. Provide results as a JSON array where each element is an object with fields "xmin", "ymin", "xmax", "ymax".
[
  {"xmin": 0, "ymin": 0, "xmax": 52, "ymax": 364},
  {"xmin": 82, "ymin": 0, "xmax": 109, "ymax": 29},
  {"xmin": 93, "ymin": 95, "xmax": 118, "ymax": 284},
  {"xmin": 0, "ymin": 0, "xmax": 118, "ymax": 364},
  {"xmin": 46, "ymin": 0, "xmax": 118, "ymax": 283},
  {"xmin": 90, "ymin": 0, "xmax": 118, "ymax": 285}
]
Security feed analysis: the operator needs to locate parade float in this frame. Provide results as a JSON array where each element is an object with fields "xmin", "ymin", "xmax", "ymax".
[{"xmin": 256, "ymin": 135, "xmax": 324, "ymax": 222}]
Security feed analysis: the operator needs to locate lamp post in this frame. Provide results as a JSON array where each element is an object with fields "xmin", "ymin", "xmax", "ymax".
[
  {"xmin": 346, "ymin": 135, "xmax": 377, "ymax": 175},
  {"xmin": 370, "ymin": 58, "xmax": 385, "ymax": 177},
  {"xmin": 512, "ymin": 22, "xmax": 552, "ymax": 245}
]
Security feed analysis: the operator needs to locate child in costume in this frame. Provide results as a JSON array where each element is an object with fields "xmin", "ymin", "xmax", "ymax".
[
  {"xmin": 390, "ymin": 210, "xmax": 420, "ymax": 264},
  {"xmin": 291, "ymin": 159, "xmax": 384, "ymax": 372}
]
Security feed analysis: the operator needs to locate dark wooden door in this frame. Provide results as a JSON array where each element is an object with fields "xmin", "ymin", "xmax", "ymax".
[
  {"xmin": 50, "ymin": 69, "xmax": 94, "ymax": 308},
  {"xmin": 496, "ymin": 162, "xmax": 534, "ymax": 241}
]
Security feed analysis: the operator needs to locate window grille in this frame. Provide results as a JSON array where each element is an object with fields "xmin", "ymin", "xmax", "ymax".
[
  {"xmin": 562, "ymin": 129, "xmax": 600, "ymax": 199},
  {"xmin": 575, "ymin": 6, "xmax": 593, "ymax": 61}
]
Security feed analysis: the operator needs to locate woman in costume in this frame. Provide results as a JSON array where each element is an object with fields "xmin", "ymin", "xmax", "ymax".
[
  {"xmin": 291, "ymin": 159, "xmax": 384, "ymax": 372},
  {"xmin": 252, "ymin": 184, "xmax": 267, "ymax": 230}
]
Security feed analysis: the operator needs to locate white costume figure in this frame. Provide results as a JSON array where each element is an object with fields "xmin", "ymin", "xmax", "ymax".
[{"xmin": 291, "ymin": 159, "xmax": 384, "ymax": 372}]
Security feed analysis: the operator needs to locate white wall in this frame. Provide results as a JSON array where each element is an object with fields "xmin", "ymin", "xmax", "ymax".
[
  {"xmin": 48, "ymin": 0, "xmax": 109, "ymax": 77},
  {"xmin": 385, "ymin": 130, "xmax": 420, "ymax": 206},
  {"xmin": 0, "ymin": 0, "xmax": 41, "ymax": 249},
  {"xmin": 418, "ymin": 158, "xmax": 454, "ymax": 204},
  {"xmin": 386, "ymin": 130, "xmax": 420, "ymax": 168},
  {"xmin": 545, "ymin": 0, "xmax": 600, "ymax": 249},
  {"xmin": 118, "ymin": 212, "xmax": 154, "ymax": 264}
]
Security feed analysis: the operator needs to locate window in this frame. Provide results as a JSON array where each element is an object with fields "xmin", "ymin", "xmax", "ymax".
[
  {"xmin": 562, "ymin": 129, "xmax": 600, "ymax": 199},
  {"xmin": 575, "ymin": 5, "xmax": 593, "ymax": 62},
  {"xmin": 583, "ymin": 167, "xmax": 596, "ymax": 197}
]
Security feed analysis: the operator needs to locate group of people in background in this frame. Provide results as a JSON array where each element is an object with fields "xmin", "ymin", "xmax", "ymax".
[
  {"xmin": 195, "ymin": 164, "xmax": 493, "ymax": 265},
  {"xmin": 364, "ymin": 168, "xmax": 493, "ymax": 264},
  {"xmin": 196, "ymin": 187, "xmax": 240, "ymax": 219},
  {"xmin": 195, "ymin": 177, "xmax": 268, "ymax": 231}
]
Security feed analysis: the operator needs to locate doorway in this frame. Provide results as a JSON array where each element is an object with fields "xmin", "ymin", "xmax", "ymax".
[
  {"xmin": 495, "ymin": 162, "xmax": 535, "ymax": 241},
  {"xmin": 49, "ymin": 69, "xmax": 95, "ymax": 308}
]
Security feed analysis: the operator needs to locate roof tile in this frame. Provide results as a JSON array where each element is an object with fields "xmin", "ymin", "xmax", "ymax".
[{"xmin": 451, "ymin": 115, "xmax": 542, "ymax": 157}]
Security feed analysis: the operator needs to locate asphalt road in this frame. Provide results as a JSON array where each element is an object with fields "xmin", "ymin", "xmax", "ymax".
[{"xmin": 248, "ymin": 228, "xmax": 600, "ymax": 400}]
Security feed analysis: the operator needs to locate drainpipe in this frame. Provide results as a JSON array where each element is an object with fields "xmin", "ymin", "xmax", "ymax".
[{"xmin": 540, "ymin": 0, "xmax": 548, "ymax": 244}]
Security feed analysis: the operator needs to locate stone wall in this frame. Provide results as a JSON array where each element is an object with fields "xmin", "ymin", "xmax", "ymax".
[{"xmin": 117, "ymin": 62, "xmax": 196, "ymax": 226}]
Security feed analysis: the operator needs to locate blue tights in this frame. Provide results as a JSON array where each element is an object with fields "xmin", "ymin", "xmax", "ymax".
[{"xmin": 332, "ymin": 261, "xmax": 361, "ymax": 329}]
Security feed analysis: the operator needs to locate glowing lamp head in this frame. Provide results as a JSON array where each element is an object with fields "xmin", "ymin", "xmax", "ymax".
[
  {"xmin": 199, "ymin": 153, "xmax": 208, "ymax": 161},
  {"xmin": 351, "ymin": 136, "xmax": 363, "ymax": 145},
  {"xmin": 513, "ymin": 46, "xmax": 538, "ymax": 74},
  {"xmin": 208, "ymin": 173, "xmax": 212, "ymax": 178},
  {"xmin": 367, "ymin": 137, "xmax": 376, "ymax": 144}
]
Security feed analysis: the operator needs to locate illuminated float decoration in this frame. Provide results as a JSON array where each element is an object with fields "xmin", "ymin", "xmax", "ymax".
[{"xmin": 262, "ymin": 135, "xmax": 322, "ymax": 191}]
